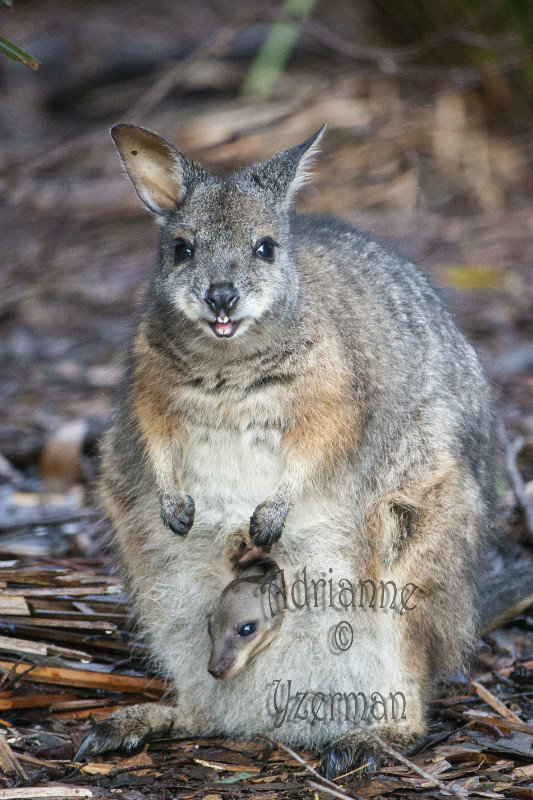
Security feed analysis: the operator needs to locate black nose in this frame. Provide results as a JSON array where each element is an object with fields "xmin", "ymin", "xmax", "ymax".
[
  {"xmin": 208, "ymin": 665, "xmax": 224, "ymax": 679},
  {"xmin": 205, "ymin": 282, "xmax": 239, "ymax": 315}
]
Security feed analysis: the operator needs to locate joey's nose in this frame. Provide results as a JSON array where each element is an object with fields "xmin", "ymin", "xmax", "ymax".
[
  {"xmin": 208, "ymin": 666, "xmax": 223, "ymax": 678},
  {"xmin": 205, "ymin": 282, "xmax": 239, "ymax": 315}
]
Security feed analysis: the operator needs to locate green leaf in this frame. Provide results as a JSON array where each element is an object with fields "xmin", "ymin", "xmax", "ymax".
[
  {"xmin": 242, "ymin": 0, "xmax": 318, "ymax": 98},
  {"xmin": 0, "ymin": 1, "xmax": 13, "ymax": 7},
  {"xmin": 0, "ymin": 37, "xmax": 39, "ymax": 69}
]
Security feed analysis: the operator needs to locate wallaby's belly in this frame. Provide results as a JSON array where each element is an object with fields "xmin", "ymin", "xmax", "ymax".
[{"xmin": 181, "ymin": 419, "xmax": 284, "ymax": 530}]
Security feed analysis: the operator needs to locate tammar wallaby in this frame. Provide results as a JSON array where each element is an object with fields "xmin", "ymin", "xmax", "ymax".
[
  {"xmin": 76, "ymin": 123, "xmax": 533, "ymax": 778},
  {"xmin": 207, "ymin": 557, "xmax": 285, "ymax": 680}
]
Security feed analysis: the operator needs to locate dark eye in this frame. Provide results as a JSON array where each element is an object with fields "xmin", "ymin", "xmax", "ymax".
[
  {"xmin": 254, "ymin": 237, "xmax": 276, "ymax": 261},
  {"xmin": 237, "ymin": 621, "xmax": 258, "ymax": 637},
  {"xmin": 174, "ymin": 238, "xmax": 193, "ymax": 264}
]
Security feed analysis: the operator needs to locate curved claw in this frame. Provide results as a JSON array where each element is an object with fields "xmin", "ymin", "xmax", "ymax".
[
  {"xmin": 249, "ymin": 500, "xmax": 287, "ymax": 548},
  {"xmin": 160, "ymin": 494, "xmax": 195, "ymax": 537},
  {"xmin": 320, "ymin": 739, "xmax": 381, "ymax": 780},
  {"xmin": 75, "ymin": 718, "xmax": 150, "ymax": 761}
]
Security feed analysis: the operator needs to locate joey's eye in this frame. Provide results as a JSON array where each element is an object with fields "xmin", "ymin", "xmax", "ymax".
[
  {"xmin": 237, "ymin": 621, "xmax": 258, "ymax": 637},
  {"xmin": 254, "ymin": 237, "xmax": 276, "ymax": 261},
  {"xmin": 174, "ymin": 238, "xmax": 193, "ymax": 264}
]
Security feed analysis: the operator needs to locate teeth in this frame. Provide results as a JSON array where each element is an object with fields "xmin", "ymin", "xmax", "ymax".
[{"xmin": 217, "ymin": 313, "xmax": 229, "ymax": 323}]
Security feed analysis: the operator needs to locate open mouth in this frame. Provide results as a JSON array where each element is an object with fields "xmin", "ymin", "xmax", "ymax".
[{"xmin": 209, "ymin": 313, "xmax": 239, "ymax": 338}]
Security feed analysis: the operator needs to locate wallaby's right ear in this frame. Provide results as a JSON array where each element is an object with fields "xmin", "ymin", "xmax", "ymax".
[{"xmin": 111, "ymin": 124, "xmax": 191, "ymax": 214}]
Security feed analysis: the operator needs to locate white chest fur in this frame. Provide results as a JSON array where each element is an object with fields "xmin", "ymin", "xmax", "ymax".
[{"xmin": 178, "ymin": 384, "xmax": 286, "ymax": 529}]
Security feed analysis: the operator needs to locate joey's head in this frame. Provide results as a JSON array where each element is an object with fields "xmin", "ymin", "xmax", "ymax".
[
  {"xmin": 110, "ymin": 123, "xmax": 326, "ymax": 343},
  {"xmin": 207, "ymin": 559, "xmax": 285, "ymax": 680}
]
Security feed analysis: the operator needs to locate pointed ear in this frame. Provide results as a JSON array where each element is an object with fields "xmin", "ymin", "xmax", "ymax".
[
  {"xmin": 111, "ymin": 124, "xmax": 192, "ymax": 214},
  {"xmin": 252, "ymin": 124, "xmax": 326, "ymax": 208}
]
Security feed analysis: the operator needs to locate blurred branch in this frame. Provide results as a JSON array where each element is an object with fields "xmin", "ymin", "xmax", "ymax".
[
  {"xmin": 241, "ymin": 0, "xmax": 318, "ymax": 99},
  {"xmin": 128, "ymin": 25, "xmax": 240, "ymax": 120},
  {"xmin": 301, "ymin": 19, "xmax": 521, "ymax": 65}
]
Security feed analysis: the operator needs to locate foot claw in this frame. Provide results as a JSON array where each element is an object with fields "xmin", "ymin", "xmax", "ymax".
[
  {"xmin": 320, "ymin": 739, "xmax": 381, "ymax": 780},
  {"xmin": 249, "ymin": 500, "xmax": 287, "ymax": 548},
  {"xmin": 75, "ymin": 718, "xmax": 150, "ymax": 761}
]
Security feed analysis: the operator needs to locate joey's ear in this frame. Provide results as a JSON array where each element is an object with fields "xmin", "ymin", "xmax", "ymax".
[
  {"xmin": 111, "ymin": 124, "xmax": 193, "ymax": 214},
  {"xmin": 252, "ymin": 124, "xmax": 326, "ymax": 208}
]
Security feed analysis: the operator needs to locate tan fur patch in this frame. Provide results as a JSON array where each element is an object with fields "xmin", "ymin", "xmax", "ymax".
[
  {"xmin": 132, "ymin": 326, "xmax": 187, "ymax": 494},
  {"xmin": 283, "ymin": 337, "xmax": 359, "ymax": 489}
]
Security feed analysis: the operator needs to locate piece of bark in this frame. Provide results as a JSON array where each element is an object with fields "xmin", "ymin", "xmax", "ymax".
[
  {"xmin": 0, "ymin": 733, "xmax": 27, "ymax": 779},
  {"xmin": 0, "ymin": 692, "xmax": 74, "ymax": 710},
  {"xmin": 0, "ymin": 660, "xmax": 168, "ymax": 694}
]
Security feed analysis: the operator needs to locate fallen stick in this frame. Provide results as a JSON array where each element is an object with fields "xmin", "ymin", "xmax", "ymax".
[
  {"xmin": 307, "ymin": 778, "xmax": 361, "ymax": 800},
  {"xmin": 471, "ymin": 680, "xmax": 523, "ymax": 724},
  {"xmin": 0, "ymin": 660, "xmax": 168, "ymax": 694},
  {"xmin": 256, "ymin": 735, "xmax": 361, "ymax": 798},
  {"xmin": 0, "ymin": 691, "xmax": 74, "ymax": 710},
  {"xmin": 0, "ymin": 789, "xmax": 93, "ymax": 799},
  {"xmin": 464, "ymin": 711, "xmax": 533, "ymax": 735},
  {"xmin": 0, "ymin": 617, "xmax": 118, "ymax": 631}
]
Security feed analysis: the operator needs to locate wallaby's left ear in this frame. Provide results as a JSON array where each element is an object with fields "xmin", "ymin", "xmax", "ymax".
[{"xmin": 252, "ymin": 124, "xmax": 326, "ymax": 208}]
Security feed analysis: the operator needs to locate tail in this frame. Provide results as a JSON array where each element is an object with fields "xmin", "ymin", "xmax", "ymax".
[{"xmin": 479, "ymin": 554, "xmax": 533, "ymax": 634}]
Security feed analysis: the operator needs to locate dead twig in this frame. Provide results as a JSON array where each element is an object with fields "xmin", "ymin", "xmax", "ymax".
[
  {"xmin": 307, "ymin": 778, "xmax": 361, "ymax": 800},
  {"xmin": 305, "ymin": 689, "xmax": 468, "ymax": 798},
  {"xmin": 470, "ymin": 680, "xmax": 523, "ymax": 724},
  {"xmin": 127, "ymin": 25, "xmax": 242, "ymax": 120},
  {"xmin": 256, "ymin": 734, "xmax": 361, "ymax": 797}
]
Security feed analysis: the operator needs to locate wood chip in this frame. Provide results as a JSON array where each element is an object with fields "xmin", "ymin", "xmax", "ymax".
[
  {"xmin": 0, "ymin": 597, "xmax": 30, "ymax": 616},
  {"xmin": 513, "ymin": 764, "xmax": 533, "ymax": 779},
  {"xmin": 0, "ymin": 634, "xmax": 47, "ymax": 656},
  {"xmin": 80, "ymin": 761, "xmax": 115, "ymax": 775},
  {"xmin": 0, "ymin": 733, "xmax": 27, "ymax": 779}
]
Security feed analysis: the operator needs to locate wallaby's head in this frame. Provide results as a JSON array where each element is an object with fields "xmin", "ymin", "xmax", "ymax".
[
  {"xmin": 111, "ymin": 123, "xmax": 325, "ymax": 343},
  {"xmin": 207, "ymin": 558, "xmax": 285, "ymax": 680}
]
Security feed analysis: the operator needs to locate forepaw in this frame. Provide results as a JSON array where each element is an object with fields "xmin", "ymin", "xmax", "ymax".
[
  {"xmin": 249, "ymin": 498, "xmax": 288, "ymax": 548},
  {"xmin": 75, "ymin": 716, "xmax": 151, "ymax": 761},
  {"xmin": 160, "ymin": 493, "xmax": 195, "ymax": 536},
  {"xmin": 320, "ymin": 737, "xmax": 381, "ymax": 780}
]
